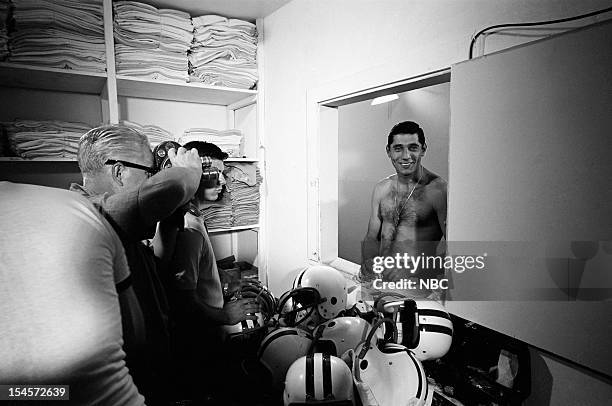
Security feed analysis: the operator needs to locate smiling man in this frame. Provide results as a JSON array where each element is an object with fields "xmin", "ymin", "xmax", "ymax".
[{"xmin": 361, "ymin": 121, "xmax": 447, "ymax": 296}]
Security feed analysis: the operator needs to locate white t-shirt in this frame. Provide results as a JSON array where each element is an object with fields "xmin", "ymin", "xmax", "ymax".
[{"xmin": 0, "ymin": 182, "xmax": 144, "ymax": 406}]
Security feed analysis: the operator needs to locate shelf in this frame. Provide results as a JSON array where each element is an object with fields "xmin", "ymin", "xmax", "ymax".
[
  {"xmin": 0, "ymin": 62, "xmax": 107, "ymax": 95},
  {"xmin": 143, "ymin": 0, "xmax": 290, "ymax": 21},
  {"xmin": 115, "ymin": 75, "xmax": 257, "ymax": 105},
  {"xmin": 226, "ymin": 158, "xmax": 259, "ymax": 163},
  {"xmin": 0, "ymin": 157, "xmax": 77, "ymax": 162},
  {"xmin": 208, "ymin": 224, "xmax": 259, "ymax": 234}
]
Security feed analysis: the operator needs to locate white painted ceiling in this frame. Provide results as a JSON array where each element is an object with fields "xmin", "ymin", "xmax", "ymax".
[{"xmin": 143, "ymin": 0, "xmax": 292, "ymax": 21}]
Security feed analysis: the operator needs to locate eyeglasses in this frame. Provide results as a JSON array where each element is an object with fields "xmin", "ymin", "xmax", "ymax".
[{"xmin": 105, "ymin": 159, "xmax": 155, "ymax": 177}]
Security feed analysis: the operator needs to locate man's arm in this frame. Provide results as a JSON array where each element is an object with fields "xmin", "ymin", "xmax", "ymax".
[
  {"xmin": 99, "ymin": 148, "xmax": 202, "ymax": 240},
  {"xmin": 432, "ymin": 179, "xmax": 448, "ymax": 238},
  {"xmin": 175, "ymin": 292, "xmax": 260, "ymax": 325},
  {"xmin": 152, "ymin": 210, "xmax": 185, "ymax": 272},
  {"xmin": 361, "ymin": 182, "xmax": 384, "ymax": 278}
]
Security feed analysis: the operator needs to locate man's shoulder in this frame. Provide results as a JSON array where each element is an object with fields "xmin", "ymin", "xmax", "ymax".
[
  {"xmin": 371, "ymin": 176, "xmax": 394, "ymax": 201},
  {"xmin": 375, "ymin": 175, "xmax": 395, "ymax": 189},
  {"xmin": 423, "ymin": 170, "xmax": 447, "ymax": 190}
]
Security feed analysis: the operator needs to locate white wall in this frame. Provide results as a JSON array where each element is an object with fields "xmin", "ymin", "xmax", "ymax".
[
  {"xmin": 337, "ymin": 83, "xmax": 450, "ymax": 263},
  {"xmin": 262, "ymin": 1, "xmax": 612, "ymax": 403}
]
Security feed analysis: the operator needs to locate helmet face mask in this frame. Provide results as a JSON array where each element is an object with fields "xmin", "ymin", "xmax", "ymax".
[{"xmin": 277, "ymin": 287, "xmax": 323, "ymax": 331}]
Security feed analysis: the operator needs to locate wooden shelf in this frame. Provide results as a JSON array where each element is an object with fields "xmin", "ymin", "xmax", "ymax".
[
  {"xmin": 0, "ymin": 62, "xmax": 107, "ymax": 94},
  {"xmin": 0, "ymin": 157, "xmax": 77, "ymax": 162},
  {"xmin": 115, "ymin": 75, "xmax": 257, "ymax": 105},
  {"xmin": 226, "ymin": 158, "xmax": 259, "ymax": 163},
  {"xmin": 208, "ymin": 224, "xmax": 259, "ymax": 234}
]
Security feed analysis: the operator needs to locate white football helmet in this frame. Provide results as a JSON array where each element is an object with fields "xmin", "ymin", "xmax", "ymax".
[
  {"xmin": 352, "ymin": 318, "xmax": 429, "ymax": 406},
  {"xmin": 313, "ymin": 316, "xmax": 374, "ymax": 358},
  {"xmin": 379, "ymin": 297, "xmax": 453, "ymax": 361},
  {"xmin": 284, "ymin": 353, "xmax": 355, "ymax": 406},
  {"xmin": 412, "ymin": 299, "xmax": 453, "ymax": 361},
  {"xmin": 293, "ymin": 265, "xmax": 347, "ymax": 320},
  {"xmin": 257, "ymin": 327, "xmax": 313, "ymax": 389},
  {"xmin": 224, "ymin": 280, "xmax": 277, "ymax": 341}
]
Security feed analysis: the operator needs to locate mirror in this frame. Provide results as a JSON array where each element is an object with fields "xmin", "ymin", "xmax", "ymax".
[{"xmin": 337, "ymin": 82, "xmax": 450, "ymax": 266}]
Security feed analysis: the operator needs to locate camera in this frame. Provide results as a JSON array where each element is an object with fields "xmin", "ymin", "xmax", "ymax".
[{"xmin": 152, "ymin": 140, "xmax": 220, "ymax": 188}]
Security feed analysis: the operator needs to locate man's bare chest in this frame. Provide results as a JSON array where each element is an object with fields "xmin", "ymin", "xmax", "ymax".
[{"xmin": 379, "ymin": 189, "xmax": 436, "ymax": 226}]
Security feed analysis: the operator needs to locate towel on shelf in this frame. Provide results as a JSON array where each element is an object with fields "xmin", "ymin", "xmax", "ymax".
[
  {"xmin": 113, "ymin": 1, "xmax": 193, "ymax": 83},
  {"xmin": 189, "ymin": 14, "xmax": 258, "ymax": 90},
  {"xmin": 8, "ymin": 0, "xmax": 106, "ymax": 72},
  {"xmin": 178, "ymin": 128, "xmax": 243, "ymax": 158}
]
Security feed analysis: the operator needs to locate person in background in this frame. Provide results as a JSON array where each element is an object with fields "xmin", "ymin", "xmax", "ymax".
[
  {"xmin": 0, "ymin": 182, "xmax": 144, "ymax": 405},
  {"xmin": 70, "ymin": 124, "xmax": 202, "ymax": 405},
  {"xmin": 361, "ymin": 121, "xmax": 447, "ymax": 298},
  {"xmin": 160, "ymin": 141, "xmax": 260, "ymax": 402}
]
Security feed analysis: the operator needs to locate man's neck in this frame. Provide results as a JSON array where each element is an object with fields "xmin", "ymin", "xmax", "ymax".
[
  {"xmin": 83, "ymin": 176, "xmax": 115, "ymax": 196},
  {"xmin": 397, "ymin": 165, "xmax": 424, "ymax": 184}
]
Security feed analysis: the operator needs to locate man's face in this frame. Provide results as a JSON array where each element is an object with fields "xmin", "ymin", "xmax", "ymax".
[
  {"xmin": 118, "ymin": 147, "xmax": 154, "ymax": 189},
  {"xmin": 201, "ymin": 158, "xmax": 226, "ymax": 201},
  {"xmin": 386, "ymin": 133, "xmax": 425, "ymax": 176}
]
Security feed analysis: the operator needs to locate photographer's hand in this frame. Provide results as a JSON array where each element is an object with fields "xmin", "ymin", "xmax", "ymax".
[{"xmin": 167, "ymin": 146, "xmax": 201, "ymax": 171}]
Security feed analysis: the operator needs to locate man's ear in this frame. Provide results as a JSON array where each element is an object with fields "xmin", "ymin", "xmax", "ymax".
[
  {"xmin": 110, "ymin": 163, "xmax": 124, "ymax": 186},
  {"xmin": 420, "ymin": 143, "xmax": 427, "ymax": 157},
  {"xmin": 386, "ymin": 145, "xmax": 391, "ymax": 156}
]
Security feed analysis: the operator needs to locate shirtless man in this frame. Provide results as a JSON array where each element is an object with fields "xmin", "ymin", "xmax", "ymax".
[{"xmin": 361, "ymin": 121, "xmax": 447, "ymax": 290}]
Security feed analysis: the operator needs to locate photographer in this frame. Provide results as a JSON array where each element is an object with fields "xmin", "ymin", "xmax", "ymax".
[
  {"xmin": 159, "ymin": 141, "xmax": 260, "ymax": 402},
  {"xmin": 70, "ymin": 124, "xmax": 202, "ymax": 405}
]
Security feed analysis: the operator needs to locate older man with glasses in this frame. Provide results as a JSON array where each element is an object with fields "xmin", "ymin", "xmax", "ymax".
[{"xmin": 70, "ymin": 124, "xmax": 202, "ymax": 405}]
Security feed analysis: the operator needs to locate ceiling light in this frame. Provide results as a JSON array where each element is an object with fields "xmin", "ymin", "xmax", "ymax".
[{"xmin": 371, "ymin": 94, "xmax": 399, "ymax": 105}]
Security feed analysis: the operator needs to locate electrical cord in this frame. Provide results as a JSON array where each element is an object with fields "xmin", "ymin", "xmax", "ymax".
[{"xmin": 469, "ymin": 6, "xmax": 612, "ymax": 59}]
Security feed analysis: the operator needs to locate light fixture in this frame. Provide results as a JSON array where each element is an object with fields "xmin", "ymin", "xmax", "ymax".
[{"xmin": 371, "ymin": 94, "xmax": 398, "ymax": 106}]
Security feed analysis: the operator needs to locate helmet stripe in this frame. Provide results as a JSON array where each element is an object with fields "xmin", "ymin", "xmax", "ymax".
[
  {"xmin": 420, "ymin": 324, "xmax": 453, "ymax": 336},
  {"xmin": 306, "ymin": 353, "xmax": 315, "ymax": 399},
  {"xmin": 418, "ymin": 309, "xmax": 451, "ymax": 320},
  {"xmin": 322, "ymin": 353, "xmax": 333, "ymax": 399}
]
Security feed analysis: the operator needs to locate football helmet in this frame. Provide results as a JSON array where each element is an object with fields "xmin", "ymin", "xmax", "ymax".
[
  {"xmin": 224, "ymin": 280, "xmax": 277, "ymax": 340},
  {"xmin": 283, "ymin": 353, "xmax": 354, "ymax": 406},
  {"xmin": 312, "ymin": 316, "xmax": 374, "ymax": 358},
  {"xmin": 352, "ymin": 318, "xmax": 429, "ymax": 406},
  {"xmin": 293, "ymin": 265, "xmax": 347, "ymax": 320},
  {"xmin": 258, "ymin": 327, "xmax": 313, "ymax": 389},
  {"xmin": 378, "ymin": 297, "xmax": 453, "ymax": 361}
]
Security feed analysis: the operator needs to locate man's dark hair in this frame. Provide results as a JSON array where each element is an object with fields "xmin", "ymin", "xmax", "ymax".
[
  {"xmin": 387, "ymin": 121, "xmax": 426, "ymax": 148},
  {"xmin": 183, "ymin": 141, "xmax": 228, "ymax": 160}
]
